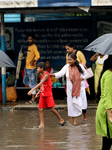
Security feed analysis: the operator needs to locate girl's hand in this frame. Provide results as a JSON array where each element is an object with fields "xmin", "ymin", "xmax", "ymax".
[
  {"xmin": 50, "ymin": 73, "xmax": 55, "ymax": 77},
  {"xmin": 108, "ymin": 116, "xmax": 112, "ymax": 124},
  {"xmin": 27, "ymin": 90, "xmax": 32, "ymax": 96},
  {"xmin": 81, "ymin": 78, "xmax": 84, "ymax": 81},
  {"xmin": 36, "ymin": 92, "xmax": 40, "ymax": 97}
]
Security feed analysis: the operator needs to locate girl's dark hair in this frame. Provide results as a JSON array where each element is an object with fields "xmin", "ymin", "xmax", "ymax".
[
  {"xmin": 43, "ymin": 59, "xmax": 49, "ymax": 63},
  {"xmin": 37, "ymin": 62, "xmax": 46, "ymax": 70},
  {"xmin": 96, "ymin": 56, "xmax": 112, "ymax": 103},
  {"xmin": 69, "ymin": 53, "xmax": 83, "ymax": 74},
  {"xmin": 66, "ymin": 42, "xmax": 74, "ymax": 48}
]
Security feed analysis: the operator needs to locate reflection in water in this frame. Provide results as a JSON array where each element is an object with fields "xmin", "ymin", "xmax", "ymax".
[
  {"xmin": 38, "ymin": 129, "xmax": 56, "ymax": 150},
  {"xmin": 66, "ymin": 125, "xmax": 89, "ymax": 149},
  {"xmin": 0, "ymin": 109, "xmax": 106, "ymax": 150}
]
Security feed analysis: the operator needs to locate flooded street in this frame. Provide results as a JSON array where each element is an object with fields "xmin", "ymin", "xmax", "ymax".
[{"xmin": 0, "ymin": 109, "xmax": 111, "ymax": 150}]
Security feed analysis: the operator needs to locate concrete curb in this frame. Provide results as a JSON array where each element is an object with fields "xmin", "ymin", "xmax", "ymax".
[
  {"xmin": 10, "ymin": 104, "xmax": 68, "ymax": 111},
  {"xmin": 0, "ymin": 102, "xmax": 98, "ymax": 111},
  {"xmin": 0, "ymin": 107, "xmax": 13, "ymax": 111},
  {"xmin": 9, "ymin": 104, "xmax": 97, "ymax": 111}
]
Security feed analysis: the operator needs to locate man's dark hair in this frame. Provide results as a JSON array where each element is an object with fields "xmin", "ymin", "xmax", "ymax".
[
  {"xmin": 28, "ymin": 33, "xmax": 35, "ymax": 39},
  {"xmin": 37, "ymin": 62, "xmax": 47, "ymax": 70}
]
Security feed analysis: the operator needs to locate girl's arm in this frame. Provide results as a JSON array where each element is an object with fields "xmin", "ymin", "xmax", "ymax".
[
  {"xmin": 90, "ymin": 53, "xmax": 99, "ymax": 61},
  {"xmin": 103, "ymin": 73, "xmax": 112, "ymax": 124},
  {"xmin": 107, "ymin": 109, "xmax": 112, "ymax": 124},
  {"xmin": 27, "ymin": 74, "xmax": 49, "ymax": 95},
  {"xmin": 50, "ymin": 73, "xmax": 55, "ymax": 77},
  {"xmin": 54, "ymin": 64, "xmax": 68, "ymax": 79}
]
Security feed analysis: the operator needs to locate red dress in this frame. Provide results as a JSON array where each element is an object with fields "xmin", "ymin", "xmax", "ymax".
[
  {"xmin": 47, "ymin": 67, "xmax": 52, "ymax": 73},
  {"xmin": 38, "ymin": 72, "xmax": 55, "ymax": 109}
]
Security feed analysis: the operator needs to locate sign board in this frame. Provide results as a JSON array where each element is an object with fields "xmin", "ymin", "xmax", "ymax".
[
  {"xmin": 4, "ymin": 20, "xmax": 92, "ymax": 69},
  {"xmin": 38, "ymin": 0, "xmax": 91, "ymax": 7},
  {"xmin": 92, "ymin": 0, "xmax": 112, "ymax": 6},
  {"xmin": 0, "ymin": 0, "xmax": 112, "ymax": 8},
  {"xmin": 0, "ymin": 0, "xmax": 38, "ymax": 8},
  {"xmin": 97, "ymin": 21, "xmax": 112, "ymax": 37}
]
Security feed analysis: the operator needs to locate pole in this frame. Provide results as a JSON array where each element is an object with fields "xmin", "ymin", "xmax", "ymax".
[{"xmin": 1, "ymin": 13, "xmax": 6, "ymax": 105}]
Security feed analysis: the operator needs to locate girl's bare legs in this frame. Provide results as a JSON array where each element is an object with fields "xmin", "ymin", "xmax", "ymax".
[
  {"xmin": 82, "ymin": 109, "xmax": 87, "ymax": 121},
  {"xmin": 38, "ymin": 108, "xmax": 45, "ymax": 128},
  {"xmin": 83, "ymin": 113, "xmax": 87, "ymax": 121},
  {"xmin": 49, "ymin": 107, "xmax": 64, "ymax": 124},
  {"xmin": 72, "ymin": 117, "xmax": 77, "ymax": 125}
]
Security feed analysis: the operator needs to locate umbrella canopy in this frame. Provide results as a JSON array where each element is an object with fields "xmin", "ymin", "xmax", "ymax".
[
  {"xmin": 0, "ymin": 50, "xmax": 16, "ymax": 68},
  {"xmin": 84, "ymin": 33, "xmax": 112, "ymax": 55}
]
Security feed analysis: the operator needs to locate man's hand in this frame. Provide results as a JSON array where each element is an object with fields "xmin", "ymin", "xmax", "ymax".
[
  {"xmin": 96, "ymin": 52, "xmax": 99, "ymax": 56},
  {"xmin": 30, "ymin": 59, "xmax": 36, "ymax": 66}
]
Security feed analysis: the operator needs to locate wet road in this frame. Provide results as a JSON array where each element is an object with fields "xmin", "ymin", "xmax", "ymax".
[{"xmin": 0, "ymin": 109, "xmax": 111, "ymax": 150}]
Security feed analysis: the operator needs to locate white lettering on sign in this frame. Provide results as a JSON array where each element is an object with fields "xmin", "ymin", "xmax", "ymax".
[
  {"xmin": 15, "ymin": 24, "xmax": 90, "ymax": 65},
  {"xmin": 92, "ymin": 0, "xmax": 112, "ymax": 6},
  {"xmin": 0, "ymin": 0, "xmax": 38, "ymax": 8}
]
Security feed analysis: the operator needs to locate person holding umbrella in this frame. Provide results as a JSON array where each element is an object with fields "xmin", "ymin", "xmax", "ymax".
[{"xmin": 90, "ymin": 53, "xmax": 108, "ymax": 94}]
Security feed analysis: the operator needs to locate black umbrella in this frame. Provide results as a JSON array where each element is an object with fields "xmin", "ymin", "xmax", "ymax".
[
  {"xmin": 0, "ymin": 50, "xmax": 16, "ymax": 68},
  {"xmin": 84, "ymin": 33, "xmax": 112, "ymax": 55}
]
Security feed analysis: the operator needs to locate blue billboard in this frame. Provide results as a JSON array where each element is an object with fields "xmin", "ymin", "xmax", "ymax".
[
  {"xmin": 38, "ymin": 0, "xmax": 91, "ymax": 7},
  {"xmin": 4, "ymin": 19, "xmax": 92, "ymax": 69}
]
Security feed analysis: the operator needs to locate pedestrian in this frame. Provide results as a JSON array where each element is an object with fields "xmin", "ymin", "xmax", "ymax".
[
  {"xmin": 65, "ymin": 43, "xmax": 88, "ymax": 121},
  {"xmin": 43, "ymin": 59, "xmax": 58, "ymax": 84},
  {"xmin": 50, "ymin": 54, "xmax": 88, "ymax": 125},
  {"xmin": 23, "ymin": 33, "xmax": 40, "ymax": 104},
  {"xmin": 96, "ymin": 57, "xmax": 112, "ymax": 150},
  {"xmin": 65, "ymin": 42, "xmax": 90, "ymax": 95},
  {"xmin": 65, "ymin": 43, "xmax": 86, "ymax": 65},
  {"xmin": 27, "ymin": 62, "xmax": 65, "ymax": 128},
  {"xmin": 90, "ymin": 53, "xmax": 108, "ymax": 94},
  {"xmin": 43, "ymin": 59, "xmax": 54, "ymax": 73}
]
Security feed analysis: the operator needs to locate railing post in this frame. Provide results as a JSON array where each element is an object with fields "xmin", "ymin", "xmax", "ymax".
[{"xmin": 1, "ymin": 13, "xmax": 6, "ymax": 105}]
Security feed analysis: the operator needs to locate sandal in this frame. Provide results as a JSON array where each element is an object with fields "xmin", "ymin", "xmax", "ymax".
[
  {"xmin": 25, "ymin": 99, "xmax": 36, "ymax": 104},
  {"xmin": 59, "ymin": 121, "xmax": 65, "ymax": 126}
]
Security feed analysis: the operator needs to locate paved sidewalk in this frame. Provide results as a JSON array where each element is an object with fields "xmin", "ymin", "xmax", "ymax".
[{"xmin": 0, "ymin": 99, "xmax": 98, "ymax": 111}]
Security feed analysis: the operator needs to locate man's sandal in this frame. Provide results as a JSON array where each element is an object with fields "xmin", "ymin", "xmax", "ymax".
[{"xmin": 25, "ymin": 100, "xmax": 36, "ymax": 104}]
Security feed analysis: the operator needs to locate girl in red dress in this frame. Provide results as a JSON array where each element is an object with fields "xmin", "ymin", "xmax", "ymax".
[{"xmin": 28, "ymin": 62, "xmax": 65, "ymax": 128}]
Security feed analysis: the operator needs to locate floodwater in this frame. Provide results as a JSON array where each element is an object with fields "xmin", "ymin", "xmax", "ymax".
[{"xmin": 0, "ymin": 109, "xmax": 111, "ymax": 150}]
